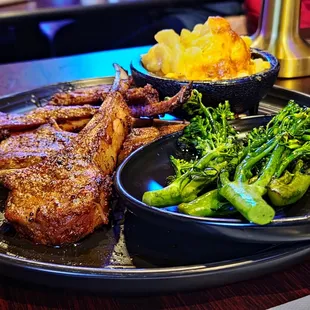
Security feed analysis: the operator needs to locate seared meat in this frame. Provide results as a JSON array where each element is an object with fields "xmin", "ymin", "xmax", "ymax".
[
  {"xmin": 157, "ymin": 123, "xmax": 187, "ymax": 136},
  {"xmin": 48, "ymin": 66, "xmax": 132, "ymax": 107},
  {"xmin": 49, "ymin": 85, "xmax": 111, "ymax": 106},
  {"xmin": 125, "ymin": 84, "xmax": 159, "ymax": 106},
  {"xmin": 0, "ymin": 120, "xmax": 186, "ymax": 170},
  {"xmin": 0, "ymin": 121, "xmax": 75, "ymax": 169},
  {"xmin": 57, "ymin": 117, "xmax": 92, "ymax": 132},
  {"xmin": 48, "ymin": 83, "xmax": 159, "ymax": 108},
  {"xmin": 118, "ymin": 123, "xmax": 187, "ymax": 164},
  {"xmin": 0, "ymin": 105, "xmax": 98, "ymax": 132},
  {"xmin": 1, "ymin": 84, "xmax": 189, "ymax": 133},
  {"xmin": 2, "ymin": 91, "xmax": 132, "ymax": 245},
  {"xmin": 47, "ymin": 83, "xmax": 190, "ymax": 118},
  {"xmin": 118, "ymin": 127, "xmax": 160, "ymax": 164},
  {"xmin": 129, "ymin": 84, "xmax": 192, "ymax": 117},
  {"xmin": 0, "ymin": 129, "xmax": 10, "ymax": 142}
]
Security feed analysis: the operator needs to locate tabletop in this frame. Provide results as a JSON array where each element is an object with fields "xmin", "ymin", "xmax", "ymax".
[
  {"xmin": 0, "ymin": 45, "xmax": 310, "ymax": 310},
  {"xmin": 0, "ymin": 0, "xmax": 219, "ymax": 23},
  {"xmin": 0, "ymin": 45, "xmax": 309, "ymax": 96}
]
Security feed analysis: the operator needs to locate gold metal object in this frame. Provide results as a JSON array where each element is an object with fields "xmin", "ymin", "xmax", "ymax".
[{"xmin": 251, "ymin": 0, "xmax": 310, "ymax": 78}]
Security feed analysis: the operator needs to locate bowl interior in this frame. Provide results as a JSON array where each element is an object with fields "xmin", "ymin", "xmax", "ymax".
[{"xmin": 134, "ymin": 48, "xmax": 279, "ymax": 84}]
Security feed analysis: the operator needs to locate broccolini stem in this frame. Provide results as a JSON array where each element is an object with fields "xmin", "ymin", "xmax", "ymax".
[
  {"xmin": 220, "ymin": 171, "xmax": 230, "ymax": 186},
  {"xmin": 204, "ymin": 107, "xmax": 217, "ymax": 133},
  {"xmin": 276, "ymin": 142, "xmax": 310, "ymax": 178},
  {"xmin": 179, "ymin": 189, "xmax": 235, "ymax": 217},
  {"xmin": 301, "ymin": 135, "xmax": 310, "ymax": 141},
  {"xmin": 142, "ymin": 174, "xmax": 190, "ymax": 207},
  {"xmin": 219, "ymin": 182, "xmax": 275, "ymax": 225},
  {"xmin": 221, "ymin": 113, "xmax": 227, "ymax": 140},
  {"xmin": 268, "ymin": 160, "xmax": 310, "ymax": 207},
  {"xmin": 195, "ymin": 149, "xmax": 221, "ymax": 169},
  {"xmin": 255, "ymin": 144, "xmax": 285, "ymax": 187},
  {"xmin": 180, "ymin": 162, "xmax": 226, "ymax": 202},
  {"xmin": 235, "ymin": 136, "xmax": 279, "ymax": 182}
]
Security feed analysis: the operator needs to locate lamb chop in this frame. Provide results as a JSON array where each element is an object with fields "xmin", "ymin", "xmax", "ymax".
[
  {"xmin": 1, "ymin": 88, "xmax": 132, "ymax": 245},
  {"xmin": 0, "ymin": 68, "xmax": 191, "ymax": 134},
  {"xmin": 117, "ymin": 123, "xmax": 187, "ymax": 164},
  {"xmin": 0, "ymin": 121, "xmax": 75, "ymax": 169},
  {"xmin": 0, "ymin": 105, "xmax": 98, "ymax": 132},
  {"xmin": 0, "ymin": 84, "xmax": 189, "ymax": 133},
  {"xmin": 0, "ymin": 119, "xmax": 187, "ymax": 170},
  {"xmin": 49, "ymin": 82, "xmax": 160, "ymax": 107},
  {"xmin": 48, "ymin": 69, "xmax": 131, "ymax": 106},
  {"xmin": 49, "ymin": 85, "xmax": 111, "ymax": 106}
]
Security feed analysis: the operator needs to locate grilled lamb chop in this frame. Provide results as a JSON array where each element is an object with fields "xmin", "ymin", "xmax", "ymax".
[
  {"xmin": 157, "ymin": 123, "xmax": 188, "ymax": 136},
  {"xmin": 0, "ymin": 82, "xmax": 191, "ymax": 134},
  {"xmin": 0, "ymin": 121, "xmax": 75, "ymax": 169},
  {"xmin": 0, "ymin": 121, "xmax": 186, "ymax": 170},
  {"xmin": 124, "ymin": 84, "xmax": 159, "ymax": 106},
  {"xmin": 117, "ymin": 127, "xmax": 160, "ymax": 164},
  {"xmin": 49, "ymin": 83, "xmax": 159, "ymax": 107},
  {"xmin": 2, "ymin": 91, "xmax": 132, "ymax": 245},
  {"xmin": 49, "ymin": 66, "xmax": 131, "ymax": 106},
  {"xmin": 0, "ymin": 105, "xmax": 98, "ymax": 132},
  {"xmin": 129, "ymin": 84, "xmax": 192, "ymax": 117},
  {"xmin": 49, "ymin": 85, "xmax": 111, "ymax": 106},
  {"xmin": 117, "ymin": 123, "xmax": 187, "ymax": 164}
]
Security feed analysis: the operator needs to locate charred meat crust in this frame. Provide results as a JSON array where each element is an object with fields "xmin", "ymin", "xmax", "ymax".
[
  {"xmin": 49, "ymin": 85, "xmax": 112, "ymax": 106},
  {"xmin": 3, "ymin": 91, "xmax": 131, "ymax": 245},
  {"xmin": 0, "ymin": 105, "xmax": 98, "ymax": 132},
  {"xmin": 129, "ymin": 84, "xmax": 193, "ymax": 117},
  {"xmin": 0, "ymin": 121, "xmax": 75, "ymax": 169},
  {"xmin": 117, "ymin": 123, "xmax": 187, "ymax": 164}
]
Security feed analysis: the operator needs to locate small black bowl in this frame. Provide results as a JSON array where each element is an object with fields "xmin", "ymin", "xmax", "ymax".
[{"xmin": 130, "ymin": 48, "xmax": 280, "ymax": 114}]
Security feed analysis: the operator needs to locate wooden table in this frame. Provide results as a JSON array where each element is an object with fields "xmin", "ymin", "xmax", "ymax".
[{"xmin": 0, "ymin": 46, "xmax": 310, "ymax": 310}]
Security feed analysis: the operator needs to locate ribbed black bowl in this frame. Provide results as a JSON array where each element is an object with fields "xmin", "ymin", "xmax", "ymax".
[{"xmin": 131, "ymin": 48, "xmax": 280, "ymax": 114}]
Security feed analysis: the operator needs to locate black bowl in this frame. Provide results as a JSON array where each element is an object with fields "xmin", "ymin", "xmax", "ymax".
[
  {"xmin": 115, "ymin": 116, "xmax": 310, "ymax": 245},
  {"xmin": 130, "ymin": 48, "xmax": 280, "ymax": 114}
]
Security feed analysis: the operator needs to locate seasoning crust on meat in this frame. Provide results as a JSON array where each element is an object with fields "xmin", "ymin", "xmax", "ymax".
[
  {"xmin": 2, "ymin": 92, "xmax": 132, "ymax": 245},
  {"xmin": 0, "ymin": 121, "xmax": 75, "ymax": 169},
  {"xmin": 0, "ymin": 105, "xmax": 98, "ymax": 132},
  {"xmin": 0, "ymin": 65, "xmax": 192, "ymax": 246}
]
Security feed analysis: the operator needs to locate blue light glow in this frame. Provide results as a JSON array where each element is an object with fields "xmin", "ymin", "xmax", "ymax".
[
  {"xmin": 147, "ymin": 180, "xmax": 163, "ymax": 191},
  {"xmin": 162, "ymin": 206, "xmax": 179, "ymax": 213},
  {"xmin": 159, "ymin": 114, "xmax": 178, "ymax": 120}
]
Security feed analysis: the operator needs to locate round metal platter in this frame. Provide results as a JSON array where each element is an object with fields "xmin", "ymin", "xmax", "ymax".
[{"xmin": 0, "ymin": 77, "xmax": 310, "ymax": 295}]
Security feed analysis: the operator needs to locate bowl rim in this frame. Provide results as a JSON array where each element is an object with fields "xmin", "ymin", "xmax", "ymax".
[
  {"xmin": 115, "ymin": 129, "xmax": 310, "ymax": 229},
  {"xmin": 130, "ymin": 48, "xmax": 280, "ymax": 85}
]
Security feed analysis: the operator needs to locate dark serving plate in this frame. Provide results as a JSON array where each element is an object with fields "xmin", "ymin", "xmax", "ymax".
[
  {"xmin": 131, "ymin": 48, "xmax": 280, "ymax": 114},
  {"xmin": 0, "ymin": 77, "xmax": 310, "ymax": 295}
]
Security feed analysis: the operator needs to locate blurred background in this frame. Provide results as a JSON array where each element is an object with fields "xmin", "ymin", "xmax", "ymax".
[{"xmin": 0, "ymin": 0, "xmax": 308, "ymax": 64}]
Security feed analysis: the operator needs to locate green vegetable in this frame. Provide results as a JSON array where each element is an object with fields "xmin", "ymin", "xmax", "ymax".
[
  {"xmin": 219, "ymin": 102, "xmax": 310, "ymax": 224},
  {"xmin": 142, "ymin": 91, "xmax": 310, "ymax": 225},
  {"xmin": 142, "ymin": 90, "xmax": 241, "ymax": 206},
  {"xmin": 179, "ymin": 189, "xmax": 236, "ymax": 217},
  {"xmin": 219, "ymin": 141, "xmax": 285, "ymax": 225},
  {"xmin": 268, "ymin": 160, "xmax": 310, "ymax": 206}
]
